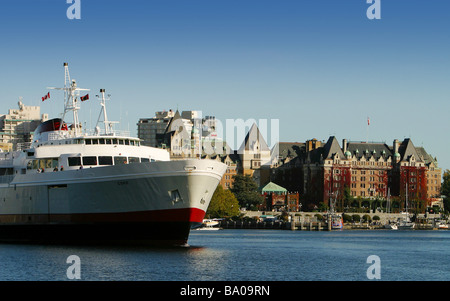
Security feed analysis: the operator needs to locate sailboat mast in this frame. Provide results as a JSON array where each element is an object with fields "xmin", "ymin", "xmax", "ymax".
[
  {"xmin": 405, "ymin": 180, "xmax": 409, "ymax": 215},
  {"xmin": 387, "ymin": 188, "xmax": 391, "ymax": 213}
]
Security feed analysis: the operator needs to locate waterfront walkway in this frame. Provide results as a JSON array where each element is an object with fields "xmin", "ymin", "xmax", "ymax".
[{"xmin": 220, "ymin": 211, "xmax": 446, "ymax": 231}]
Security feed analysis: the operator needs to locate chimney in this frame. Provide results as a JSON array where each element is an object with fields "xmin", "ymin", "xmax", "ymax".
[{"xmin": 343, "ymin": 139, "xmax": 347, "ymax": 153}]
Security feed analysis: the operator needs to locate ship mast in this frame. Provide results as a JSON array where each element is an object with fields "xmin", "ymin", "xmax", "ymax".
[
  {"xmin": 47, "ymin": 62, "xmax": 90, "ymax": 136},
  {"xmin": 95, "ymin": 89, "xmax": 117, "ymax": 135}
]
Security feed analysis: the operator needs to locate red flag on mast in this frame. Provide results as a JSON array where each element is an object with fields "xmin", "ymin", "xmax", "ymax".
[
  {"xmin": 42, "ymin": 92, "xmax": 50, "ymax": 102},
  {"xmin": 80, "ymin": 94, "xmax": 89, "ymax": 101}
]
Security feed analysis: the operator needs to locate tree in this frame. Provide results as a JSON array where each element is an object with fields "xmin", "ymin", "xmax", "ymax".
[
  {"xmin": 318, "ymin": 202, "xmax": 328, "ymax": 212},
  {"xmin": 343, "ymin": 213, "xmax": 352, "ymax": 223},
  {"xmin": 343, "ymin": 185, "xmax": 353, "ymax": 210},
  {"xmin": 230, "ymin": 174, "xmax": 263, "ymax": 210},
  {"xmin": 362, "ymin": 214, "xmax": 372, "ymax": 222},
  {"xmin": 206, "ymin": 185, "xmax": 240, "ymax": 218},
  {"xmin": 352, "ymin": 214, "xmax": 361, "ymax": 223},
  {"xmin": 441, "ymin": 170, "xmax": 450, "ymax": 213}
]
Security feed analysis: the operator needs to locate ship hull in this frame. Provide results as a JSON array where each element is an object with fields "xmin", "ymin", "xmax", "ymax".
[{"xmin": 0, "ymin": 159, "xmax": 226, "ymax": 246}]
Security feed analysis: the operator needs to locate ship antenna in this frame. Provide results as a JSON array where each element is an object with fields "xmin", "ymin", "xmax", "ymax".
[
  {"xmin": 47, "ymin": 62, "xmax": 90, "ymax": 136},
  {"xmin": 95, "ymin": 89, "xmax": 117, "ymax": 135}
]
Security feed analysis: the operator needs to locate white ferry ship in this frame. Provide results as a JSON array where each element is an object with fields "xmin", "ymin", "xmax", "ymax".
[{"xmin": 0, "ymin": 63, "xmax": 226, "ymax": 246}]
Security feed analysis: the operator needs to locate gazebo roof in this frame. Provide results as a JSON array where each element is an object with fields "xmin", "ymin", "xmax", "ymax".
[{"xmin": 259, "ymin": 182, "xmax": 287, "ymax": 193}]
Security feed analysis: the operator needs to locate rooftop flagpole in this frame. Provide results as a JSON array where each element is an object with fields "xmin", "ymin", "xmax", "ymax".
[{"xmin": 366, "ymin": 117, "xmax": 370, "ymax": 143}]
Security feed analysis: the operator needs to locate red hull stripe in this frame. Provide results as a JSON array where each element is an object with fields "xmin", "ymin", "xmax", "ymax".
[{"xmin": 0, "ymin": 208, "xmax": 206, "ymax": 224}]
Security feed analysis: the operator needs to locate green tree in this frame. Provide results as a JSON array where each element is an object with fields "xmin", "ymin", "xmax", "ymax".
[
  {"xmin": 342, "ymin": 185, "xmax": 353, "ymax": 211},
  {"xmin": 352, "ymin": 214, "xmax": 361, "ymax": 222},
  {"xmin": 362, "ymin": 214, "xmax": 371, "ymax": 222},
  {"xmin": 206, "ymin": 185, "xmax": 240, "ymax": 218},
  {"xmin": 442, "ymin": 170, "xmax": 450, "ymax": 213},
  {"xmin": 230, "ymin": 174, "xmax": 263, "ymax": 210},
  {"xmin": 318, "ymin": 202, "xmax": 328, "ymax": 212},
  {"xmin": 343, "ymin": 213, "xmax": 352, "ymax": 223}
]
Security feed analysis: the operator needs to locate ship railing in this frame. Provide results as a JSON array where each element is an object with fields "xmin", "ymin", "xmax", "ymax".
[
  {"xmin": 85, "ymin": 129, "xmax": 131, "ymax": 137},
  {"xmin": 0, "ymin": 158, "xmax": 14, "ymax": 166},
  {"xmin": 0, "ymin": 174, "xmax": 14, "ymax": 184},
  {"xmin": 47, "ymin": 131, "xmax": 74, "ymax": 141}
]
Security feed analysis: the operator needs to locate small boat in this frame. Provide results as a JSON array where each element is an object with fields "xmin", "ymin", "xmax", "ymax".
[
  {"xmin": 193, "ymin": 219, "xmax": 223, "ymax": 230},
  {"xmin": 398, "ymin": 215, "xmax": 415, "ymax": 230},
  {"xmin": 384, "ymin": 222, "xmax": 398, "ymax": 230},
  {"xmin": 384, "ymin": 191, "xmax": 397, "ymax": 230},
  {"xmin": 327, "ymin": 192, "xmax": 343, "ymax": 230},
  {"xmin": 398, "ymin": 183, "xmax": 415, "ymax": 230},
  {"xmin": 437, "ymin": 221, "xmax": 449, "ymax": 229},
  {"xmin": 331, "ymin": 214, "xmax": 343, "ymax": 230}
]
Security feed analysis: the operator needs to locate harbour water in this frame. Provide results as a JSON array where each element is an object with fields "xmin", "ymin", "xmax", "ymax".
[{"xmin": 0, "ymin": 229, "xmax": 449, "ymax": 281}]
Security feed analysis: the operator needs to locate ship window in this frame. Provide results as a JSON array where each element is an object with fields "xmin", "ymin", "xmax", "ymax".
[
  {"xmin": 112, "ymin": 139, "xmax": 118, "ymax": 144},
  {"xmin": 92, "ymin": 139, "xmax": 99, "ymax": 145},
  {"xmin": 0, "ymin": 168, "xmax": 13, "ymax": 176},
  {"xmin": 114, "ymin": 156, "xmax": 128, "ymax": 165},
  {"xmin": 82, "ymin": 156, "xmax": 97, "ymax": 166},
  {"xmin": 118, "ymin": 139, "xmax": 124, "ymax": 145},
  {"xmin": 32, "ymin": 160, "xmax": 39, "ymax": 169},
  {"xmin": 128, "ymin": 157, "xmax": 139, "ymax": 164},
  {"xmin": 85, "ymin": 139, "xmax": 92, "ymax": 145},
  {"xmin": 141, "ymin": 158, "xmax": 150, "ymax": 163},
  {"xmin": 125, "ymin": 140, "xmax": 130, "ymax": 146},
  {"xmin": 68, "ymin": 157, "xmax": 82, "ymax": 166},
  {"xmin": 27, "ymin": 161, "xmax": 33, "ymax": 170},
  {"xmin": 39, "ymin": 159, "xmax": 54, "ymax": 170},
  {"xmin": 99, "ymin": 139, "xmax": 105, "ymax": 145},
  {"xmin": 98, "ymin": 156, "xmax": 113, "ymax": 165},
  {"xmin": 105, "ymin": 139, "xmax": 112, "ymax": 145}
]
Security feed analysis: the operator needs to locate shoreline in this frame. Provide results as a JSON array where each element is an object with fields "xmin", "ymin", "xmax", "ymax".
[
  {"xmin": 218, "ymin": 220, "xmax": 445, "ymax": 231},
  {"xmin": 217, "ymin": 211, "xmax": 447, "ymax": 231}
]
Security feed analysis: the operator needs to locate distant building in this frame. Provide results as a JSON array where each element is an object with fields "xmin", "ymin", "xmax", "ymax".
[
  {"xmin": 259, "ymin": 181, "xmax": 299, "ymax": 211},
  {"xmin": 272, "ymin": 136, "xmax": 441, "ymax": 213},
  {"xmin": 137, "ymin": 110, "xmax": 223, "ymax": 159},
  {"xmin": 0, "ymin": 100, "xmax": 48, "ymax": 151},
  {"xmin": 270, "ymin": 142, "xmax": 304, "ymax": 192},
  {"xmin": 204, "ymin": 153, "xmax": 240, "ymax": 190},
  {"xmin": 237, "ymin": 123, "xmax": 272, "ymax": 186},
  {"xmin": 415, "ymin": 146, "xmax": 442, "ymax": 200},
  {"xmin": 137, "ymin": 110, "xmax": 175, "ymax": 148}
]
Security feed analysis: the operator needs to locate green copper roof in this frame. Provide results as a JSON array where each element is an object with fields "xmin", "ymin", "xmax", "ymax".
[{"xmin": 259, "ymin": 181, "xmax": 287, "ymax": 193}]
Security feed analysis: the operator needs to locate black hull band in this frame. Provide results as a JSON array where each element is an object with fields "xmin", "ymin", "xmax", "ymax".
[{"xmin": 0, "ymin": 221, "xmax": 193, "ymax": 247}]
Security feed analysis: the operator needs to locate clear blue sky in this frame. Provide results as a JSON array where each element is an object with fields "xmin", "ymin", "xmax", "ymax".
[{"xmin": 1, "ymin": 1, "xmax": 449, "ymax": 171}]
